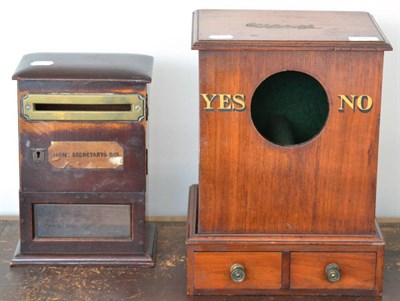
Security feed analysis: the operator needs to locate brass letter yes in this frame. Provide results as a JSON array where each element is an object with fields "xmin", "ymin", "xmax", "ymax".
[{"xmin": 201, "ymin": 94, "xmax": 246, "ymax": 111}]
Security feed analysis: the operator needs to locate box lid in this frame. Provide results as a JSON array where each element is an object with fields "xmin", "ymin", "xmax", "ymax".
[
  {"xmin": 192, "ymin": 10, "xmax": 392, "ymax": 51},
  {"xmin": 12, "ymin": 53, "xmax": 153, "ymax": 82}
]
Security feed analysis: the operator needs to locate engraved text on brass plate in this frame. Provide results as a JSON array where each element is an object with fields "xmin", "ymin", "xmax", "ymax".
[{"xmin": 48, "ymin": 141, "xmax": 124, "ymax": 169}]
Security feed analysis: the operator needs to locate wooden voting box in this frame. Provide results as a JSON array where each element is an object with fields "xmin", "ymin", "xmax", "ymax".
[
  {"xmin": 186, "ymin": 10, "xmax": 392, "ymax": 296},
  {"xmin": 11, "ymin": 53, "xmax": 156, "ymax": 266}
]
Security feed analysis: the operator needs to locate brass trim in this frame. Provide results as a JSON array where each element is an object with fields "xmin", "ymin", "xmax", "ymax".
[
  {"xmin": 21, "ymin": 93, "xmax": 145, "ymax": 121},
  {"xmin": 230, "ymin": 263, "xmax": 246, "ymax": 282},
  {"xmin": 325, "ymin": 263, "xmax": 341, "ymax": 283}
]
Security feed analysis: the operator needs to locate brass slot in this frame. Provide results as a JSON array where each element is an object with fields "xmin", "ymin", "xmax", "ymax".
[
  {"xmin": 34, "ymin": 104, "xmax": 132, "ymax": 112},
  {"xmin": 21, "ymin": 94, "xmax": 144, "ymax": 121}
]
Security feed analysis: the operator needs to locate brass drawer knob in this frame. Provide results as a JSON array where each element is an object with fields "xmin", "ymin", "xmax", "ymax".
[
  {"xmin": 325, "ymin": 263, "xmax": 341, "ymax": 283},
  {"xmin": 230, "ymin": 263, "xmax": 245, "ymax": 282}
]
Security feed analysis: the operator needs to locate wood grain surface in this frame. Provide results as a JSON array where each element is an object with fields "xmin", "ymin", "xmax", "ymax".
[
  {"xmin": 290, "ymin": 252, "xmax": 376, "ymax": 289},
  {"xmin": 192, "ymin": 10, "xmax": 392, "ymax": 50},
  {"xmin": 18, "ymin": 82, "xmax": 147, "ymax": 193},
  {"xmin": 14, "ymin": 53, "xmax": 152, "ymax": 261},
  {"xmin": 197, "ymin": 50, "xmax": 385, "ymax": 235},
  {"xmin": 186, "ymin": 187, "xmax": 386, "ymax": 296},
  {"xmin": 194, "ymin": 252, "xmax": 282, "ymax": 290}
]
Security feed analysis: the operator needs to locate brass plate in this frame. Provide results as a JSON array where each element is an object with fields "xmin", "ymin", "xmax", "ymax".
[
  {"xmin": 21, "ymin": 93, "xmax": 144, "ymax": 121},
  {"xmin": 48, "ymin": 141, "xmax": 124, "ymax": 169}
]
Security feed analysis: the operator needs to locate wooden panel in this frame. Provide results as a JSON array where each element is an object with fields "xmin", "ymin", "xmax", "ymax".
[
  {"xmin": 18, "ymin": 84, "xmax": 147, "ymax": 193},
  {"xmin": 186, "ymin": 247, "xmax": 195, "ymax": 295},
  {"xmin": 187, "ymin": 186, "xmax": 385, "ymax": 249},
  {"xmin": 290, "ymin": 252, "xmax": 376, "ymax": 289},
  {"xmin": 194, "ymin": 252, "xmax": 282, "ymax": 290},
  {"xmin": 375, "ymin": 246, "xmax": 385, "ymax": 294},
  {"xmin": 197, "ymin": 50, "xmax": 384, "ymax": 234},
  {"xmin": 19, "ymin": 120, "xmax": 146, "ymax": 193},
  {"xmin": 193, "ymin": 10, "xmax": 391, "ymax": 50}
]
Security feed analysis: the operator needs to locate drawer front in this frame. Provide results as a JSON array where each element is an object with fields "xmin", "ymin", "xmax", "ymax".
[
  {"xmin": 290, "ymin": 252, "xmax": 376, "ymax": 289},
  {"xmin": 194, "ymin": 252, "xmax": 282, "ymax": 290}
]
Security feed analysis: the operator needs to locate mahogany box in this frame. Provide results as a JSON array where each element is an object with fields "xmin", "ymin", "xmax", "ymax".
[
  {"xmin": 12, "ymin": 53, "xmax": 156, "ymax": 266},
  {"xmin": 186, "ymin": 10, "xmax": 392, "ymax": 296}
]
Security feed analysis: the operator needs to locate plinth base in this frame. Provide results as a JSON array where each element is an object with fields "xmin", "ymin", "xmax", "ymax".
[
  {"xmin": 11, "ymin": 223, "xmax": 157, "ymax": 267},
  {"xmin": 186, "ymin": 185, "xmax": 384, "ymax": 296}
]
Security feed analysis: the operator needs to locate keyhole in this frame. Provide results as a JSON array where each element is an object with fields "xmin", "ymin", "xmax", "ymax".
[{"xmin": 32, "ymin": 149, "xmax": 45, "ymax": 163}]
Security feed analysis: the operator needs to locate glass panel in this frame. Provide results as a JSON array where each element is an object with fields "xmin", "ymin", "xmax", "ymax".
[{"xmin": 34, "ymin": 204, "xmax": 131, "ymax": 239}]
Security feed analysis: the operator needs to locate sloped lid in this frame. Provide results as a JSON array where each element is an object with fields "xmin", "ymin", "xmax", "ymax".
[
  {"xmin": 12, "ymin": 53, "xmax": 153, "ymax": 82},
  {"xmin": 192, "ymin": 10, "xmax": 392, "ymax": 51}
]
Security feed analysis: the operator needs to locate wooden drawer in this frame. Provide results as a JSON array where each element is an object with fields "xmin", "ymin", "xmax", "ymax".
[
  {"xmin": 194, "ymin": 252, "xmax": 282, "ymax": 290},
  {"xmin": 290, "ymin": 252, "xmax": 376, "ymax": 289}
]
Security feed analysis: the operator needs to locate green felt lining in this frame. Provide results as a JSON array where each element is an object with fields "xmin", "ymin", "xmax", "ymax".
[{"xmin": 251, "ymin": 71, "xmax": 329, "ymax": 146}]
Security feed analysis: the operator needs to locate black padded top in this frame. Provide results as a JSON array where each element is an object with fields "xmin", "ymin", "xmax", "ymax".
[{"xmin": 12, "ymin": 53, "xmax": 153, "ymax": 82}]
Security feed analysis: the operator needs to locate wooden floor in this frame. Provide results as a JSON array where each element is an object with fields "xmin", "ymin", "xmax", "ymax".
[{"xmin": 0, "ymin": 221, "xmax": 399, "ymax": 301}]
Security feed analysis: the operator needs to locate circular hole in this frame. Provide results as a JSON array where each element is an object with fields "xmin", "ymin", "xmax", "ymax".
[{"xmin": 251, "ymin": 71, "xmax": 329, "ymax": 146}]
